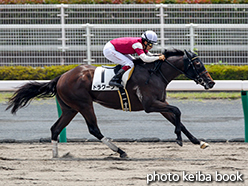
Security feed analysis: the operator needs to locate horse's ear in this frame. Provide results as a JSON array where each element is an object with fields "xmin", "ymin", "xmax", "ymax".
[
  {"xmin": 184, "ymin": 49, "xmax": 192, "ymax": 59},
  {"xmin": 163, "ymin": 49, "xmax": 167, "ymax": 56}
]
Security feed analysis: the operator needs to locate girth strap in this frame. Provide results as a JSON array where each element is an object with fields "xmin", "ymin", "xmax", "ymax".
[{"xmin": 118, "ymin": 88, "xmax": 131, "ymax": 112}]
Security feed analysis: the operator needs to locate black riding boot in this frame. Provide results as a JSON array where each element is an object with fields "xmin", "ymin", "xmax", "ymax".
[{"xmin": 109, "ymin": 69, "xmax": 126, "ymax": 88}]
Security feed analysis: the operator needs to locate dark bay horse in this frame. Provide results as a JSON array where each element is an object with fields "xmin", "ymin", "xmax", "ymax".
[{"xmin": 6, "ymin": 49, "xmax": 215, "ymax": 158}]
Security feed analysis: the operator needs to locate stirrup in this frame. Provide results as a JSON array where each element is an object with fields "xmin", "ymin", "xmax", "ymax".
[{"xmin": 109, "ymin": 80, "xmax": 123, "ymax": 88}]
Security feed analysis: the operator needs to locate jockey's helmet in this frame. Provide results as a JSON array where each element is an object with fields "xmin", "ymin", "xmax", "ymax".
[{"xmin": 141, "ymin": 30, "xmax": 158, "ymax": 47}]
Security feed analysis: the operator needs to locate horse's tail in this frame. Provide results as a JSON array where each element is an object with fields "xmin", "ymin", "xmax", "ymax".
[{"xmin": 6, "ymin": 76, "xmax": 61, "ymax": 114}]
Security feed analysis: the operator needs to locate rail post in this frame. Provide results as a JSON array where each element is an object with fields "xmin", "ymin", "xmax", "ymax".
[
  {"xmin": 186, "ymin": 23, "xmax": 198, "ymax": 51},
  {"xmin": 241, "ymin": 91, "xmax": 248, "ymax": 142},
  {"xmin": 156, "ymin": 4, "xmax": 168, "ymax": 53},
  {"xmin": 57, "ymin": 4, "xmax": 69, "ymax": 65},
  {"xmin": 83, "ymin": 23, "xmax": 95, "ymax": 65},
  {"xmin": 55, "ymin": 97, "xmax": 67, "ymax": 143}
]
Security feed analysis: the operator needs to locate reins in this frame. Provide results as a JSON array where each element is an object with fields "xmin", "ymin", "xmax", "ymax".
[
  {"xmin": 145, "ymin": 60, "xmax": 168, "ymax": 85},
  {"xmin": 145, "ymin": 54, "xmax": 206, "ymax": 85},
  {"xmin": 164, "ymin": 57, "xmax": 204, "ymax": 82},
  {"xmin": 145, "ymin": 58, "xmax": 183, "ymax": 85}
]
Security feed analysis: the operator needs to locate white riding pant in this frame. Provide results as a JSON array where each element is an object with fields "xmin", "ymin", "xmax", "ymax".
[{"xmin": 103, "ymin": 41, "xmax": 134, "ymax": 68}]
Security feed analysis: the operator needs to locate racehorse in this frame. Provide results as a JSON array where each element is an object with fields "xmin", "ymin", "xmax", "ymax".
[{"xmin": 6, "ymin": 49, "xmax": 215, "ymax": 158}]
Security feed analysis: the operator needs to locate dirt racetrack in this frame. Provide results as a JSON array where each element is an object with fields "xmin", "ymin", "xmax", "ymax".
[{"xmin": 0, "ymin": 142, "xmax": 247, "ymax": 186}]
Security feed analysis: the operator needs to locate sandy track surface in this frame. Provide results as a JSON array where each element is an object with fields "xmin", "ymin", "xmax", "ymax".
[{"xmin": 0, "ymin": 142, "xmax": 247, "ymax": 185}]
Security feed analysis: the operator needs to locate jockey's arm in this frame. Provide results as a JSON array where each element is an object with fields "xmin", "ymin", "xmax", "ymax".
[
  {"xmin": 133, "ymin": 42, "xmax": 165, "ymax": 62},
  {"xmin": 139, "ymin": 53, "xmax": 160, "ymax": 63},
  {"xmin": 146, "ymin": 51, "xmax": 162, "ymax": 56}
]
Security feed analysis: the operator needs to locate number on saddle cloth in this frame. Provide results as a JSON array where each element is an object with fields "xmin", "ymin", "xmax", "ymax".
[{"xmin": 91, "ymin": 65, "xmax": 133, "ymax": 91}]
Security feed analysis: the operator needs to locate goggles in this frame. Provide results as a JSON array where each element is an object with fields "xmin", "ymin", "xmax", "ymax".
[{"xmin": 147, "ymin": 42, "xmax": 153, "ymax": 47}]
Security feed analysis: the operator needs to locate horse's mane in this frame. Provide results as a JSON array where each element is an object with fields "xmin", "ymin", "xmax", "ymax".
[
  {"xmin": 164, "ymin": 48, "xmax": 184, "ymax": 58},
  {"xmin": 133, "ymin": 48, "xmax": 184, "ymax": 66}
]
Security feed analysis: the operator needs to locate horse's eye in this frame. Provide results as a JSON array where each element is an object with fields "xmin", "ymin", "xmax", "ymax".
[{"xmin": 195, "ymin": 61, "xmax": 201, "ymax": 67}]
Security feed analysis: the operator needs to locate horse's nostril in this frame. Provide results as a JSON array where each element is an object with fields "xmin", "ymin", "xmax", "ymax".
[{"xmin": 209, "ymin": 81, "xmax": 215, "ymax": 88}]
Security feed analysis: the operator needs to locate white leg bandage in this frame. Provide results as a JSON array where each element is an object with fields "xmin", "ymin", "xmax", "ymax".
[
  {"xmin": 52, "ymin": 140, "xmax": 58, "ymax": 158},
  {"xmin": 101, "ymin": 137, "xmax": 118, "ymax": 152}
]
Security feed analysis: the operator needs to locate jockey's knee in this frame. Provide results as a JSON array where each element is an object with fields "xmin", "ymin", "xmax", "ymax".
[{"xmin": 127, "ymin": 63, "xmax": 134, "ymax": 68}]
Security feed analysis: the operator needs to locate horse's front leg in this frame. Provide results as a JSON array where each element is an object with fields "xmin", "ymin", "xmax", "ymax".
[
  {"xmin": 161, "ymin": 112, "xmax": 199, "ymax": 144},
  {"xmin": 144, "ymin": 100, "xmax": 183, "ymax": 146},
  {"xmin": 160, "ymin": 112, "xmax": 209, "ymax": 149}
]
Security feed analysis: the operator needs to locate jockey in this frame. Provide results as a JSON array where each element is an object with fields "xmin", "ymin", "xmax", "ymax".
[{"xmin": 103, "ymin": 30, "xmax": 165, "ymax": 88}]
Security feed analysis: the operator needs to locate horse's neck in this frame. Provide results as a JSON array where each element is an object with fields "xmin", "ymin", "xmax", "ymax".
[
  {"xmin": 133, "ymin": 57, "xmax": 184, "ymax": 83},
  {"xmin": 134, "ymin": 59, "xmax": 154, "ymax": 69},
  {"xmin": 162, "ymin": 56, "xmax": 184, "ymax": 82}
]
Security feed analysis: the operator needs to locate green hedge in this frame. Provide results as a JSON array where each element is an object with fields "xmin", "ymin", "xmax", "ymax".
[
  {"xmin": 1, "ymin": 0, "xmax": 248, "ymax": 4},
  {"xmin": 175, "ymin": 65, "xmax": 248, "ymax": 80},
  {"xmin": 1, "ymin": 64, "xmax": 248, "ymax": 80},
  {"xmin": 208, "ymin": 65, "xmax": 248, "ymax": 80},
  {"xmin": 0, "ymin": 65, "xmax": 78, "ymax": 80}
]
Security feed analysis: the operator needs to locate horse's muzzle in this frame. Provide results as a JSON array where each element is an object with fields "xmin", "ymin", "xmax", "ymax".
[
  {"xmin": 208, "ymin": 81, "xmax": 215, "ymax": 89},
  {"xmin": 194, "ymin": 71, "xmax": 215, "ymax": 90},
  {"xmin": 203, "ymin": 80, "xmax": 215, "ymax": 90},
  {"xmin": 202, "ymin": 72, "xmax": 215, "ymax": 90}
]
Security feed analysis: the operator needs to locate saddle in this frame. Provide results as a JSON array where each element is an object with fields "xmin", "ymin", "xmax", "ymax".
[
  {"xmin": 91, "ymin": 65, "xmax": 134, "ymax": 91},
  {"xmin": 92, "ymin": 65, "xmax": 133, "ymax": 111}
]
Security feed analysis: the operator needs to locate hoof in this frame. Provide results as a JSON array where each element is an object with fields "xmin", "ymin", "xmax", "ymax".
[
  {"xmin": 176, "ymin": 140, "xmax": 183, "ymax": 147},
  {"xmin": 200, "ymin": 141, "xmax": 209, "ymax": 149},
  {"xmin": 120, "ymin": 152, "xmax": 128, "ymax": 158}
]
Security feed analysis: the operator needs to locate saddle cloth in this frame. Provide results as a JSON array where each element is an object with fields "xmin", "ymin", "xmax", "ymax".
[{"xmin": 92, "ymin": 65, "xmax": 134, "ymax": 91}]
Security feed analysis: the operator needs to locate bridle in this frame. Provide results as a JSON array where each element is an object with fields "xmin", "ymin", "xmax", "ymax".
[
  {"xmin": 182, "ymin": 55, "xmax": 208, "ymax": 84},
  {"xmin": 146, "ymin": 52, "xmax": 208, "ymax": 85}
]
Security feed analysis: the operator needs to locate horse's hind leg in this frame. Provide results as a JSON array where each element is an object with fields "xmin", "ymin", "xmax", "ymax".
[
  {"xmin": 78, "ymin": 104, "xmax": 128, "ymax": 158},
  {"xmin": 50, "ymin": 96, "xmax": 78, "ymax": 158},
  {"xmin": 161, "ymin": 112, "xmax": 209, "ymax": 149}
]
